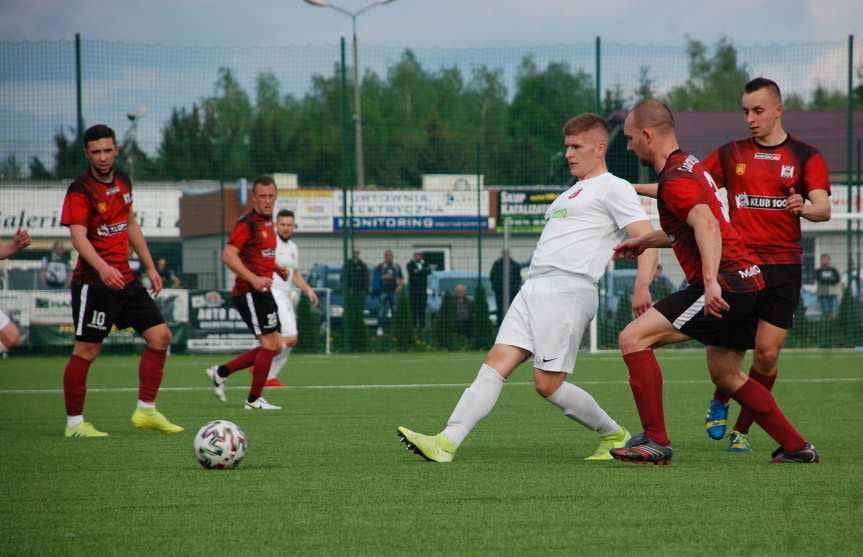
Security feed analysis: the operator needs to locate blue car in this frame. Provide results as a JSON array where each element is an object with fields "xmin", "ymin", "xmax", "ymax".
[{"xmin": 306, "ymin": 264, "xmax": 379, "ymax": 326}]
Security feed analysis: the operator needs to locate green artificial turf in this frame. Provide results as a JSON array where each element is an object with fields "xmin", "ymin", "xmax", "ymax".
[{"xmin": 1, "ymin": 350, "xmax": 861, "ymax": 555}]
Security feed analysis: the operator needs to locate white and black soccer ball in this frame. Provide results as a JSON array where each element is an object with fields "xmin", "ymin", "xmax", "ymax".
[{"xmin": 194, "ymin": 420, "xmax": 247, "ymax": 469}]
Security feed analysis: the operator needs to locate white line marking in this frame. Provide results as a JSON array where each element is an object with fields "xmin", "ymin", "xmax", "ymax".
[{"xmin": 1, "ymin": 377, "xmax": 860, "ymax": 395}]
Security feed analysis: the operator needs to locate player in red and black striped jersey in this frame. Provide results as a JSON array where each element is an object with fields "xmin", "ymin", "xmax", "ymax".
[
  {"xmin": 609, "ymin": 100, "xmax": 817, "ymax": 464},
  {"xmin": 698, "ymin": 78, "xmax": 831, "ymax": 451},
  {"xmin": 205, "ymin": 176, "xmax": 287, "ymax": 411},
  {"xmin": 59, "ymin": 124, "xmax": 183, "ymax": 438}
]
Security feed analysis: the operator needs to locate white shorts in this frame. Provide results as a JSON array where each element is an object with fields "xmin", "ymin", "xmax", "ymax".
[
  {"xmin": 0, "ymin": 309, "xmax": 9, "ymax": 331},
  {"xmin": 495, "ymin": 275, "xmax": 597, "ymax": 373},
  {"xmin": 272, "ymin": 289, "xmax": 298, "ymax": 337}
]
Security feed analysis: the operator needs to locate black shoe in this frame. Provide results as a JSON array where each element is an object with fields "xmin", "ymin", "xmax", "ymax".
[
  {"xmin": 610, "ymin": 432, "xmax": 673, "ymax": 465},
  {"xmin": 770, "ymin": 442, "xmax": 819, "ymax": 463}
]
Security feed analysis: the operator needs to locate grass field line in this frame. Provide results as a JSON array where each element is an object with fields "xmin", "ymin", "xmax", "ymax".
[{"xmin": 1, "ymin": 375, "xmax": 861, "ymax": 395}]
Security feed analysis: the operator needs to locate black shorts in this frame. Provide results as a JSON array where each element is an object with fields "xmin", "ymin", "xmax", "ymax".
[
  {"xmin": 654, "ymin": 282, "xmax": 759, "ymax": 350},
  {"xmin": 233, "ymin": 291, "xmax": 280, "ymax": 336},
  {"xmin": 755, "ymin": 264, "xmax": 802, "ymax": 330},
  {"xmin": 71, "ymin": 280, "xmax": 165, "ymax": 343}
]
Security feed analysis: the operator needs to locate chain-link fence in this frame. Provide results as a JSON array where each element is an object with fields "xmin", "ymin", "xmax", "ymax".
[{"xmin": 1, "ymin": 36, "xmax": 861, "ymax": 353}]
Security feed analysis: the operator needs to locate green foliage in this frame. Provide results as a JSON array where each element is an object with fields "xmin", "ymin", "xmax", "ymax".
[
  {"xmin": 52, "ymin": 128, "xmax": 85, "ymax": 180},
  {"xmin": 809, "ymin": 84, "xmax": 848, "ymax": 110},
  {"xmin": 0, "ymin": 154, "xmax": 22, "ymax": 180},
  {"xmin": 666, "ymin": 36, "xmax": 750, "ymax": 111},
  {"xmin": 635, "ymin": 66, "xmax": 654, "ymax": 101},
  {"xmin": 28, "ymin": 157, "xmax": 53, "ymax": 180},
  {"xmin": 294, "ymin": 294, "xmax": 321, "ymax": 353},
  {"xmin": 469, "ymin": 282, "xmax": 495, "ymax": 350},
  {"xmin": 836, "ymin": 286, "xmax": 862, "ymax": 347},
  {"xmin": 390, "ymin": 288, "xmax": 416, "ymax": 351},
  {"xmin": 342, "ymin": 291, "xmax": 369, "ymax": 352},
  {"xmin": 432, "ymin": 291, "xmax": 457, "ymax": 350}
]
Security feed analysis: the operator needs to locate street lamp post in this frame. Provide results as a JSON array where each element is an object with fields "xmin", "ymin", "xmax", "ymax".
[{"xmin": 304, "ymin": 0, "xmax": 396, "ymax": 189}]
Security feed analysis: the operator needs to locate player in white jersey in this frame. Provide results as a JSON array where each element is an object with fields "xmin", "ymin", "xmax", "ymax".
[
  {"xmin": 397, "ymin": 113, "xmax": 658, "ymax": 462},
  {"xmin": 0, "ymin": 229, "xmax": 31, "ymax": 355},
  {"xmin": 266, "ymin": 209, "xmax": 319, "ymax": 387}
]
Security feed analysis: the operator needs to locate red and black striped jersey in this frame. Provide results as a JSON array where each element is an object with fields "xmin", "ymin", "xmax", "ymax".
[
  {"xmin": 658, "ymin": 150, "xmax": 764, "ymax": 293},
  {"xmin": 702, "ymin": 136, "xmax": 830, "ymax": 265},
  {"xmin": 228, "ymin": 210, "xmax": 276, "ymax": 296},
  {"xmin": 61, "ymin": 169, "xmax": 135, "ymax": 287}
]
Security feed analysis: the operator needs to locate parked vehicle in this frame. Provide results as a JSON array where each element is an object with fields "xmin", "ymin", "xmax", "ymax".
[
  {"xmin": 306, "ymin": 264, "xmax": 379, "ymax": 326},
  {"xmin": 426, "ymin": 271, "xmax": 497, "ymax": 322}
]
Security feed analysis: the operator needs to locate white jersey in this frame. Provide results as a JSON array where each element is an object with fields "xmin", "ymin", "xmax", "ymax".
[
  {"xmin": 528, "ymin": 172, "xmax": 648, "ymax": 283},
  {"xmin": 272, "ymin": 236, "xmax": 299, "ymax": 293}
]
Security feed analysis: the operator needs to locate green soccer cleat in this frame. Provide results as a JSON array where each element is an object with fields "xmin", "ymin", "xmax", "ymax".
[
  {"xmin": 728, "ymin": 430, "xmax": 752, "ymax": 453},
  {"xmin": 64, "ymin": 422, "xmax": 109, "ymax": 439},
  {"xmin": 397, "ymin": 426, "xmax": 456, "ymax": 463},
  {"xmin": 585, "ymin": 427, "xmax": 631, "ymax": 461},
  {"xmin": 132, "ymin": 407, "xmax": 184, "ymax": 433}
]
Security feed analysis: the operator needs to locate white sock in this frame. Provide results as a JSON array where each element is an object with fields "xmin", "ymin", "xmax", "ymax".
[
  {"xmin": 546, "ymin": 382, "xmax": 619, "ymax": 436},
  {"xmin": 268, "ymin": 347, "xmax": 292, "ymax": 380},
  {"xmin": 0, "ymin": 341, "xmax": 7, "ymax": 354},
  {"xmin": 67, "ymin": 415, "xmax": 84, "ymax": 428},
  {"xmin": 442, "ymin": 363, "xmax": 505, "ymax": 448},
  {"xmin": 137, "ymin": 400, "xmax": 156, "ymax": 409}
]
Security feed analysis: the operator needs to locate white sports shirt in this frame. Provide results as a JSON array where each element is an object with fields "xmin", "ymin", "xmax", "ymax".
[
  {"xmin": 272, "ymin": 235, "xmax": 299, "ymax": 292},
  {"xmin": 528, "ymin": 172, "xmax": 649, "ymax": 283}
]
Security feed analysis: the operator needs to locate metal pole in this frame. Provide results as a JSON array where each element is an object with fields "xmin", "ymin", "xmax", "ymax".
[
  {"xmin": 503, "ymin": 218, "xmax": 510, "ymax": 316},
  {"xmin": 595, "ymin": 36, "xmax": 601, "ymax": 114},
  {"xmin": 75, "ymin": 33, "xmax": 84, "ymax": 150},
  {"xmin": 352, "ymin": 17, "xmax": 365, "ymax": 189},
  {"xmin": 476, "ymin": 142, "xmax": 482, "ymax": 284},
  {"xmin": 856, "ymin": 138, "xmax": 861, "ymax": 294},
  {"xmin": 847, "ymin": 34, "xmax": 854, "ymax": 287},
  {"xmin": 339, "ymin": 37, "xmax": 351, "ymax": 352}
]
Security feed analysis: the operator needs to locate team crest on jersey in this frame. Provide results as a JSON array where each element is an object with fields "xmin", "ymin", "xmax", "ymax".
[
  {"xmin": 754, "ymin": 152, "xmax": 780, "ymax": 161},
  {"xmin": 781, "ymin": 165, "xmax": 795, "ymax": 178},
  {"xmin": 123, "ymin": 192, "xmax": 131, "ymax": 204},
  {"xmin": 735, "ymin": 164, "xmax": 746, "ymax": 175},
  {"xmin": 96, "ymin": 202, "xmax": 107, "ymax": 214},
  {"xmin": 261, "ymin": 230, "xmax": 268, "ymax": 239}
]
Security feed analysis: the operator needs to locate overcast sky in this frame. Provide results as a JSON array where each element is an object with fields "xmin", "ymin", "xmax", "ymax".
[{"xmin": 1, "ymin": 0, "xmax": 861, "ymax": 47}]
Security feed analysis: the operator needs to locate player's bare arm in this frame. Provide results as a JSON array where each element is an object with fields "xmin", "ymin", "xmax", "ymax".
[
  {"xmin": 127, "ymin": 212, "xmax": 162, "ymax": 295},
  {"xmin": 222, "ymin": 244, "xmax": 271, "ymax": 293},
  {"xmin": 625, "ymin": 220, "xmax": 658, "ymax": 317},
  {"xmin": 633, "ymin": 182, "xmax": 659, "ymax": 198},
  {"xmin": 68, "ymin": 224, "xmax": 125, "ymax": 289},
  {"xmin": 786, "ymin": 188, "xmax": 831, "ymax": 222},
  {"xmin": 292, "ymin": 268, "xmax": 320, "ymax": 307},
  {"xmin": 685, "ymin": 204, "xmax": 730, "ymax": 318},
  {"xmin": 0, "ymin": 228, "xmax": 31, "ymax": 259},
  {"xmin": 613, "ymin": 229, "xmax": 672, "ymax": 259}
]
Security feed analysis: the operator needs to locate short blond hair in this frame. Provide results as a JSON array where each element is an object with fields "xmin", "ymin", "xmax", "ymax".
[{"xmin": 562, "ymin": 113, "xmax": 608, "ymax": 136}]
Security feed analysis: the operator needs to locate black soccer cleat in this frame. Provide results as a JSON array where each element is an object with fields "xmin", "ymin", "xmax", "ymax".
[
  {"xmin": 610, "ymin": 432, "xmax": 673, "ymax": 466},
  {"xmin": 770, "ymin": 442, "xmax": 820, "ymax": 463}
]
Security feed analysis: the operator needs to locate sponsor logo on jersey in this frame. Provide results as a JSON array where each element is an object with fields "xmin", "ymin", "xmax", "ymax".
[
  {"xmin": 96, "ymin": 202, "xmax": 107, "ymax": 214},
  {"xmin": 96, "ymin": 221, "xmax": 128, "ymax": 236},
  {"xmin": 123, "ymin": 192, "xmax": 132, "ymax": 204},
  {"xmin": 754, "ymin": 152, "xmax": 781, "ymax": 161},
  {"xmin": 735, "ymin": 163, "xmax": 746, "ymax": 175},
  {"xmin": 735, "ymin": 193, "xmax": 786, "ymax": 210},
  {"xmin": 781, "ymin": 165, "xmax": 795, "ymax": 178},
  {"xmin": 568, "ymin": 188, "xmax": 583, "ymax": 199},
  {"xmin": 677, "ymin": 155, "xmax": 699, "ymax": 173},
  {"xmin": 737, "ymin": 264, "xmax": 762, "ymax": 279},
  {"xmin": 548, "ymin": 207, "xmax": 568, "ymax": 220},
  {"xmin": 106, "ymin": 186, "xmax": 120, "ymax": 195},
  {"xmin": 261, "ymin": 249, "xmax": 275, "ymax": 258}
]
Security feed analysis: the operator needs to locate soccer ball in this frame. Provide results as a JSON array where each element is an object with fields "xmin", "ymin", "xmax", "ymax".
[{"xmin": 194, "ymin": 420, "xmax": 247, "ymax": 469}]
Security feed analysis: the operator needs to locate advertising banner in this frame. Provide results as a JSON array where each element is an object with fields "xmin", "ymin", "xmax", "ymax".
[
  {"xmin": 187, "ymin": 290, "xmax": 256, "ymax": 352},
  {"xmin": 335, "ymin": 190, "xmax": 491, "ymax": 232}
]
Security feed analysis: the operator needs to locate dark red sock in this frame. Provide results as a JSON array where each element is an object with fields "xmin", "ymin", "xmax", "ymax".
[
  {"xmin": 64, "ymin": 355, "xmax": 92, "ymax": 416},
  {"xmin": 733, "ymin": 368, "xmax": 777, "ymax": 434},
  {"xmin": 223, "ymin": 348, "xmax": 260, "ymax": 375},
  {"xmin": 249, "ymin": 348, "xmax": 278, "ymax": 399},
  {"xmin": 622, "ymin": 349, "xmax": 670, "ymax": 446},
  {"xmin": 730, "ymin": 378, "xmax": 805, "ymax": 452},
  {"xmin": 138, "ymin": 347, "xmax": 167, "ymax": 403},
  {"xmin": 712, "ymin": 387, "xmax": 731, "ymax": 405}
]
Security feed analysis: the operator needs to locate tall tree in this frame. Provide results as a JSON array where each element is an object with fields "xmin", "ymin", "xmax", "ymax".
[
  {"xmin": 635, "ymin": 66, "xmax": 654, "ymax": 100},
  {"xmin": 0, "ymin": 154, "xmax": 23, "ymax": 181},
  {"xmin": 666, "ymin": 36, "xmax": 750, "ymax": 111}
]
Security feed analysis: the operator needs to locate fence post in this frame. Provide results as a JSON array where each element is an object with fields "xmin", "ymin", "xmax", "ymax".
[
  {"xmin": 595, "ymin": 36, "xmax": 601, "ymax": 114},
  {"xmin": 847, "ymin": 34, "xmax": 855, "ymax": 286}
]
